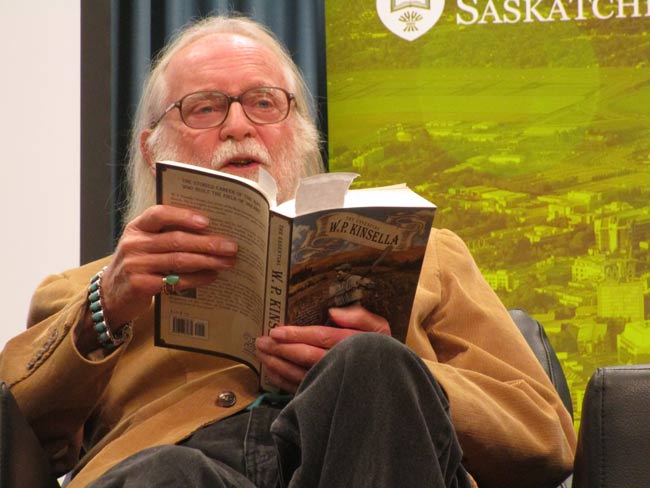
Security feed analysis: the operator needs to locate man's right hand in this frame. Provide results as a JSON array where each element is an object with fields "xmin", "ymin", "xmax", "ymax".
[{"xmin": 76, "ymin": 205, "xmax": 237, "ymax": 354}]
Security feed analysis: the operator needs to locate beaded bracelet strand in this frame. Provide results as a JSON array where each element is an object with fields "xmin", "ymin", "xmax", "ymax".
[{"xmin": 88, "ymin": 266, "xmax": 132, "ymax": 352}]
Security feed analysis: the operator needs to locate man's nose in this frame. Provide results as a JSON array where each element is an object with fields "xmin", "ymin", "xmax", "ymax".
[{"xmin": 219, "ymin": 101, "xmax": 255, "ymax": 140}]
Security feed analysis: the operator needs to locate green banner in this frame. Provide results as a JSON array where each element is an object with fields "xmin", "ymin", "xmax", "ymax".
[{"xmin": 326, "ymin": 0, "xmax": 650, "ymax": 428}]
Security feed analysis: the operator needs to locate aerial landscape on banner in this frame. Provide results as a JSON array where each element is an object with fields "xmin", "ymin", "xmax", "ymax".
[{"xmin": 326, "ymin": 0, "xmax": 650, "ymax": 427}]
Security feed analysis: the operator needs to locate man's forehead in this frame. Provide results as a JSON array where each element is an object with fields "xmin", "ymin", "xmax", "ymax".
[
  {"xmin": 174, "ymin": 33, "xmax": 276, "ymax": 69},
  {"xmin": 162, "ymin": 32, "xmax": 291, "ymax": 96}
]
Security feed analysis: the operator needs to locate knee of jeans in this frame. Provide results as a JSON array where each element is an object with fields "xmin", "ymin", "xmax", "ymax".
[
  {"xmin": 330, "ymin": 334, "xmax": 448, "ymax": 405},
  {"xmin": 95, "ymin": 444, "xmax": 208, "ymax": 483},
  {"xmin": 331, "ymin": 333, "xmax": 412, "ymax": 369},
  {"xmin": 138, "ymin": 444, "xmax": 203, "ymax": 464}
]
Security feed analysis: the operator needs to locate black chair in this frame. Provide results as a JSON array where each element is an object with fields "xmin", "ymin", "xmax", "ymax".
[
  {"xmin": 0, "ymin": 382, "xmax": 59, "ymax": 488},
  {"xmin": 508, "ymin": 309, "xmax": 573, "ymax": 488},
  {"xmin": 0, "ymin": 309, "xmax": 573, "ymax": 487},
  {"xmin": 573, "ymin": 364, "xmax": 650, "ymax": 488},
  {"xmin": 508, "ymin": 308, "xmax": 573, "ymax": 419}
]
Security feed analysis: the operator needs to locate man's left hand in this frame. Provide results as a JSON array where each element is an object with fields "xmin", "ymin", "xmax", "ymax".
[{"xmin": 255, "ymin": 306, "xmax": 391, "ymax": 393}]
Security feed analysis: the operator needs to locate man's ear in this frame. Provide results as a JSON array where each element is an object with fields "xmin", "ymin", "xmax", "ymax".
[{"xmin": 140, "ymin": 129, "xmax": 156, "ymax": 176}]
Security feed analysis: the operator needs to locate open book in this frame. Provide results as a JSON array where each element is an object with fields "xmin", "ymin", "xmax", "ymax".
[{"xmin": 154, "ymin": 160, "xmax": 436, "ymax": 390}]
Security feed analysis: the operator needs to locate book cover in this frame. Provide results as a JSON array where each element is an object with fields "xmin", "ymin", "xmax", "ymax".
[{"xmin": 267, "ymin": 207, "xmax": 435, "ymax": 344}]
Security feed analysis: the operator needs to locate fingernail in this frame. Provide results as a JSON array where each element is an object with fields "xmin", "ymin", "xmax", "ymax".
[
  {"xmin": 255, "ymin": 336, "xmax": 268, "ymax": 351},
  {"xmin": 269, "ymin": 327, "xmax": 285, "ymax": 339},
  {"xmin": 192, "ymin": 214, "xmax": 209, "ymax": 226},
  {"xmin": 328, "ymin": 307, "xmax": 343, "ymax": 317},
  {"xmin": 220, "ymin": 241, "xmax": 238, "ymax": 253}
]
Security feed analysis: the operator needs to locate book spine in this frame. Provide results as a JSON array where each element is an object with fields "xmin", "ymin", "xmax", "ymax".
[{"xmin": 260, "ymin": 213, "xmax": 292, "ymax": 391}]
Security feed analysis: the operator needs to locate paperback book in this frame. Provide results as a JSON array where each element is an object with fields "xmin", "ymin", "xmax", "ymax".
[{"xmin": 154, "ymin": 160, "xmax": 436, "ymax": 390}]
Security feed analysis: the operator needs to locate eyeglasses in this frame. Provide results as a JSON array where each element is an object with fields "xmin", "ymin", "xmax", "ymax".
[{"xmin": 151, "ymin": 86, "xmax": 295, "ymax": 129}]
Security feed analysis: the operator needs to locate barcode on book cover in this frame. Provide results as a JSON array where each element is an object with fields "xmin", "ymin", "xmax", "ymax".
[{"xmin": 170, "ymin": 315, "xmax": 208, "ymax": 339}]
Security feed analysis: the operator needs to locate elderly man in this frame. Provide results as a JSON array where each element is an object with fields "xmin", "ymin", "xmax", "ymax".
[{"xmin": 0, "ymin": 15, "xmax": 575, "ymax": 488}]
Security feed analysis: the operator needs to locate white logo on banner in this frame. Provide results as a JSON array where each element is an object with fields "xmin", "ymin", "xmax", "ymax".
[{"xmin": 377, "ymin": 0, "xmax": 445, "ymax": 41}]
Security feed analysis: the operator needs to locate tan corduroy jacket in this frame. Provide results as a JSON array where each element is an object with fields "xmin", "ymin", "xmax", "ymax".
[{"xmin": 0, "ymin": 229, "xmax": 575, "ymax": 487}]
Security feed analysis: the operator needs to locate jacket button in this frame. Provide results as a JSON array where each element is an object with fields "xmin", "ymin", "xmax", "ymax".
[{"xmin": 216, "ymin": 391, "xmax": 236, "ymax": 408}]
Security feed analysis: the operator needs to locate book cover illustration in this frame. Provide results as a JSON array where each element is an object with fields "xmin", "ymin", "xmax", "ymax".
[{"xmin": 285, "ymin": 206, "xmax": 436, "ymax": 343}]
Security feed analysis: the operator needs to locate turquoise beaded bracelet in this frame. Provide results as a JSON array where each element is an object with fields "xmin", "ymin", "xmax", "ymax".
[{"xmin": 88, "ymin": 266, "xmax": 132, "ymax": 352}]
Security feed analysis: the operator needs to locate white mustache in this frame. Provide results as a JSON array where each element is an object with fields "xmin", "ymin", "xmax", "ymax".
[{"xmin": 209, "ymin": 139, "xmax": 272, "ymax": 170}]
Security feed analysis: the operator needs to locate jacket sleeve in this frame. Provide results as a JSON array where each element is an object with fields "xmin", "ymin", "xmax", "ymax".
[
  {"xmin": 0, "ymin": 260, "xmax": 125, "ymax": 475},
  {"xmin": 406, "ymin": 229, "xmax": 576, "ymax": 488}
]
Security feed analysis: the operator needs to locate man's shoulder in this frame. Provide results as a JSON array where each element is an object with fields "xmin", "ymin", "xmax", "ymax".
[
  {"xmin": 37, "ymin": 255, "xmax": 114, "ymax": 292},
  {"xmin": 426, "ymin": 228, "xmax": 469, "ymax": 253},
  {"xmin": 26, "ymin": 255, "xmax": 114, "ymax": 328},
  {"xmin": 62, "ymin": 255, "xmax": 113, "ymax": 284}
]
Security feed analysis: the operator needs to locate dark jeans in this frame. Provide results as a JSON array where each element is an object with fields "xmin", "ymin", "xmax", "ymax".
[{"xmin": 87, "ymin": 334, "xmax": 471, "ymax": 488}]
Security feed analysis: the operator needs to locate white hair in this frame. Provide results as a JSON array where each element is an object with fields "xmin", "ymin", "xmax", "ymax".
[{"xmin": 123, "ymin": 15, "xmax": 323, "ymax": 224}]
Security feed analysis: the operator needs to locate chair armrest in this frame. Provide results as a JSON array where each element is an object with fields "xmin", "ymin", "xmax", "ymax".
[
  {"xmin": 508, "ymin": 308, "xmax": 573, "ymax": 418},
  {"xmin": 573, "ymin": 364, "xmax": 650, "ymax": 488},
  {"xmin": 0, "ymin": 382, "xmax": 60, "ymax": 488}
]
